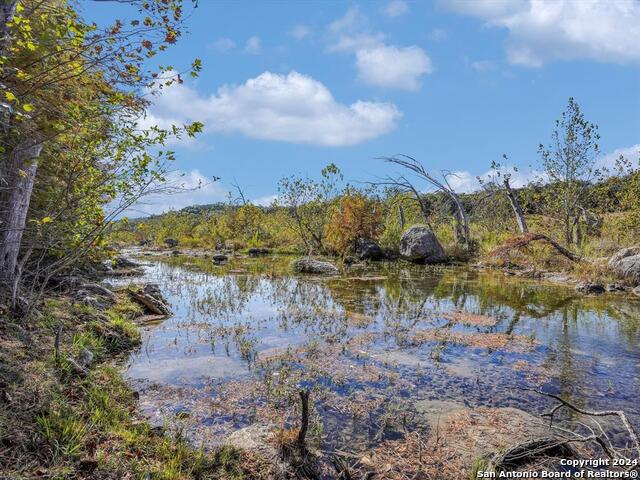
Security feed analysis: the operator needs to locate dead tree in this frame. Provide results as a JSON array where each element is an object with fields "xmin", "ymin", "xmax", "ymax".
[
  {"xmin": 503, "ymin": 176, "xmax": 529, "ymax": 234},
  {"xmin": 381, "ymin": 155, "xmax": 471, "ymax": 249}
]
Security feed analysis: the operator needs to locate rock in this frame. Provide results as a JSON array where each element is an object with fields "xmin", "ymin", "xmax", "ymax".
[
  {"xmin": 79, "ymin": 348, "xmax": 94, "ymax": 368},
  {"xmin": 354, "ymin": 238, "xmax": 384, "ymax": 261},
  {"xmin": 575, "ymin": 282, "xmax": 605, "ymax": 294},
  {"xmin": 605, "ymin": 283, "xmax": 625, "ymax": 292},
  {"xmin": 211, "ymin": 253, "xmax": 228, "ymax": 263},
  {"xmin": 291, "ymin": 258, "xmax": 339, "ymax": 275},
  {"xmin": 608, "ymin": 246, "xmax": 640, "ymax": 285},
  {"xmin": 343, "ymin": 255, "xmax": 357, "ymax": 266},
  {"xmin": 247, "ymin": 247, "xmax": 271, "ymax": 256},
  {"xmin": 163, "ymin": 238, "xmax": 179, "ymax": 248},
  {"xmin": 139, "ymin": 239, "xmax": 151, "ymax": 247},
  {"xmin": 399, "ymin": 225, "xmax": 446, "ymax": 263},
  {"xmin": 79, "ymin": 283, "xmax": 116, "ymax": 301},
  {"xmin": 129, "ymin": 284, "xmax": 171, "ymax": 316},
  {"xmin": 633, "ymin": 286, "xmax": 640, "ymax": 297},
  {"xmin": 171, "ymin": 250, "xmax": 181, "ymax": 256},
  {"xmin": 113, "ymin": 256, "xmax": 139, "ymax": 269}
]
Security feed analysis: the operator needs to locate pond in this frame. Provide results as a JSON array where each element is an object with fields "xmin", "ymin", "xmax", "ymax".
[{"xmin": 120, "ymin": 253, "xmax": 640, "ymax": 455}]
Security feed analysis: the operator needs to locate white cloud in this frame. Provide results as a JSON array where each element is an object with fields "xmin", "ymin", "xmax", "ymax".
[
  {"xmin": 470, "ymin": 59, "xmax": 495, "ymax": 73},
  {"xmin": 383, "ymin": 0, "xmax": 409, "ymax": 18},
  {"xmin": 428, "ymin": 28, "xmax": 449, "ymax": 42},
  {"xmin": 244, "ymin": 36, "xmax": 261, "ymax": 54},
  {"xmin": 145, "ymin": 71, "xmax": 402, "ymax": 147},
  {"xmin": 356, "ymin": 45, "xmax": 433, "ymax": 90},
  {"xmin": 253, "ymin": 194, "xmax": 278, "ymax": 206},
  {"xmin": 442, "ymin": 166, "xmax": 544, "ymax": 193},
  {"xmin": 209, "ymin": 37, "xmax": 236, "ymax": 53},
  {"xmin": 123, "ymin": 170, "xmax": 226, "ymax": 217},
  {"xmin": 289, "ymin": 24, "xmax": 311, "ymax": 40},
  {"xmin": 328, "ymin": 7, "xmax": 369, "ymax": 36},
  {"xmin": 444, "ymin": 0, "xmax": 640, "ymax": 67},
  {"xmin": 596, "ymin": 144, "xmax": 640, "ymax": 172},
  {"xmin": 327, "ymin": 8, "xmax": 433, "ymax": 90}
]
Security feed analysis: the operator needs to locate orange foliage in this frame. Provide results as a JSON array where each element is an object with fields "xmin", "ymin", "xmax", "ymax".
[{"xmin": 324, "ymin": 194, "xmax": 383, "ymax": 255}]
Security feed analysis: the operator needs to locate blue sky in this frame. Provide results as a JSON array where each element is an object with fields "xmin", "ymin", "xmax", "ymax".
[{"xmin": 85, "ymin": 0, "xmax": 640, "ymax": 215}]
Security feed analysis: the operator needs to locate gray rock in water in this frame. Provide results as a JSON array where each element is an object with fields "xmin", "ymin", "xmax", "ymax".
[
  {"xmin": 399, "ymin": 225, "xmax": 446, "ymax": 263},
  {"xmin": 605, "ymin": 283, "xmax": 625, "ymax": 292},
  {"xmin": 575, "ymin": 282, "xmax": 605, "ymax": 294},
  {"xmin": 355, "ymin": 238, "xmax": 384, "ymax": 260},
  {"xmin": 608, "ymin": 246, "xmax": 640, "ymax": 286},
  {"xmin": 291, "ymin": 258, "xmax": 339, "ymax": 275},
  {"xmin": 212, "ymin": 253, "xmax": 229, "ymax": 263},
  {"xmin": 247, "ymin": 247, "xmax": 271, "ymax": 256}
]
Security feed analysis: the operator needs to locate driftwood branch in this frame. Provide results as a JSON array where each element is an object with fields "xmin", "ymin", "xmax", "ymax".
[
  {"xmin": 297, "ymin": 389, "xmax": 310, "ymax": 448},
  {"xmin": 533, "ymin": 389, "xmax": 640, "ymax": 461}
]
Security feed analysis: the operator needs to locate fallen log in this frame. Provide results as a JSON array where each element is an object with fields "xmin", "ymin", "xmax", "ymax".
[{"xmin": 490, "ymin": 233, "xmax": 582, "ymax": 263}]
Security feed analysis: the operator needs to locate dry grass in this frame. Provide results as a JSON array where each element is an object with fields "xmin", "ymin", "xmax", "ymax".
[{"xmin": 412, "ymin": 329, "xmax": 538, "ymax": 352}]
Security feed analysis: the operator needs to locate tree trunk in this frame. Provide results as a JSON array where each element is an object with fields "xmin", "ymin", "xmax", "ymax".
[
  {"xmin": 0, "ymin": 138, "xmax": 43, "ymax": 289},
  {"xmin": 503, "ymin": 177, "xmax": 528, "ymax": 234},
  {"xmin": 398, "ymin": 204, "xmax": 405, "ymax": 230},
  {"xmin": 450, "ymin": 194, "xmax": 470, "ymax": 249},
  {"xmin": 0, "ymin": 0, "xmax": 17, "ymax": 57}
]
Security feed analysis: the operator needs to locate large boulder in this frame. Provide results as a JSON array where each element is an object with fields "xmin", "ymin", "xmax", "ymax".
[
  {"xmin": 164, "ymin": 238, "xmax": 179, "ymax": 248},
  {"xmin": 608, "ymin": 246, "xmax": 640, "ymax": 286},
  {"xmin": 399, "ymin": 225, "xmax": 446, "ymax": 263},
  {"xmin": 355, "ymin": 238, "xmax": 384, "ymax": 261},
  {"xmin": 291, "ymin": 258, "xmax": 339, "ymax": 275}
]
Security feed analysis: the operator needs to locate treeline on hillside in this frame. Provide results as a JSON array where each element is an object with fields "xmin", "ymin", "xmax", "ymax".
[
  {"xmin": 0, "ymin": 0, "xmax": 202, "ymax": 313},
  {"xmin": 113, "ymin": 100, "xmax": 639, "ymax": 260}
]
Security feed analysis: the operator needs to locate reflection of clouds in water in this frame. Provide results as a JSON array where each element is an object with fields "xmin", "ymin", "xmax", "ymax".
[
  {"xmin": 122, "ymin": 255, "xmax": 640, "ymax": 450},
  {"xmin": 127, "ymin": 355, "xmax": 248, "ymax": 384}
]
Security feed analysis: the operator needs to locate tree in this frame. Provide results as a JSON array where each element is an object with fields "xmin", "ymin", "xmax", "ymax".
[
  {"xmin": 277, "ymin": 164, "xmax": 342, "ymax": 253},
  {"xmin": 325, "ymin": 190, "xmax": 383, "ymax": 256},
  {"xmin": 538, "ymin": 98, "xmax": 601, "ymax": 245},
  {"xmin": 378, "ymin": 155, "xmax": 471, "ymax": 249},
  {"xmin": 480, "ymin": 156, "xmax": 529, "ymax": 234},
  {"xmin": 0, "ymin": 0, "xmax": 202, "ymax": 310}
]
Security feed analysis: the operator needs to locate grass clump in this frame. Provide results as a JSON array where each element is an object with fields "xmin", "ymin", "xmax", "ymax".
[{"xmin": 0, "ymin": 294, "xmax": 269, "ymax": 479}]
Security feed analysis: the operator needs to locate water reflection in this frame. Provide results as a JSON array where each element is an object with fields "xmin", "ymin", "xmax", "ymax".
[{"xmin": 124, "ymin": 255, "xmax": 640, "ymax": 451}]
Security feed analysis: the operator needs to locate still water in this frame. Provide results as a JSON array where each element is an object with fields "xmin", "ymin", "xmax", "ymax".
[{"xmin": 122, "ymin": 254, "xmax": 640, "ymax": 451}]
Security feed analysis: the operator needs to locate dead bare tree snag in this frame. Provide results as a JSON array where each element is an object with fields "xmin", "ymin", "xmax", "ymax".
[
  {"xmin": 503, "ymin": 176, "xmax": 529, "ymax": 234},
  {"xmin": 382, "ymin": 155, "xmax": 471, "ymax": 249}
]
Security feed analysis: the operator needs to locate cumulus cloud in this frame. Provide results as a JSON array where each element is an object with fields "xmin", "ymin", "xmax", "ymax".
[
  {"xmin": 209, "ymin": 37, "xmax": 236, "ymax": 53},
  {"xmin": 445, "ymin": 166, "xmax": 544, "ymax": 193},
  {"xmin": 123, "ymin": 170, "xmax": 226, "ymax": 217},
  {"xmin": 289, "ymin": 24, "xmax": 311, "ymax": 40},
  {"xmin": 443, "ymin": 144, "xmax": 639, "ymax": 194},
  {"xmin": 327, "ymin": 8, "xmax": 432, "ymax": 90},
  {"xmin": 443, "ymin": 0, "xmax": 640, "ymax": 67},
  {"xmin": 470, "ymin": 59, "xmax": 495, "ymax": 73},
  {"xmin": 356, "ymin": 45, "xmax": 433, "ymax": 90},
  {"xmin": 596, "ymin": 144, "xmax": 640, "ymax": 172},
  {"xmin": 145, "ymin": 71, "xmax": 401, "ymax": 147},
  {"xmin": 383, "ymin": 0, "xmax": 409, "ymax": 17},
  {"xmin": 244, "ymin": 36, "xmax": 261, "ymax": 54}
]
